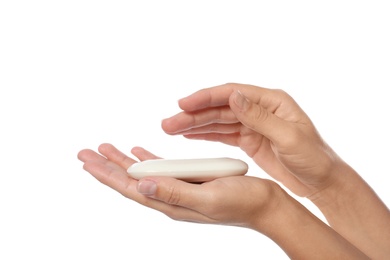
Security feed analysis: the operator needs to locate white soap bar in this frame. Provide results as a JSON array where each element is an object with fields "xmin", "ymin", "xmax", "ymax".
[{"xmin": 127, "ymin": 158, "xmax": 248, "ymax": 182}]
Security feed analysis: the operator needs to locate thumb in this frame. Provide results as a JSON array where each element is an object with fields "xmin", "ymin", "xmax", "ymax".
[
  {"xmin": 137, "ymin": 177, "xmax": 205, "ymax": 209},
  {"xmin": 229, "ymin": 90, "xmax": 290, "ymax": 145}
]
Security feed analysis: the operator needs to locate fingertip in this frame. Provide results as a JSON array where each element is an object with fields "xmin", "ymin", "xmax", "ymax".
[
  {"xmin": 177, "ymin": 88, "xmax": 209, "ymax": 111},
  {"xmin": 98, "ymin": 142, "xmax": 112, "ymax": 149},
  {"xmin": 82, "ymin": 160, "xmax": 100, "ymax": 173},
  {"xmin": 130, "ymin": 146, "xmax": 145, "ymax": 156},
  {"xmin": 177, "ymin": 89, "xmax": 196, "ymax": 110},
  {"xmin": 229, "ymin": 90, "xmax": 250, "ymax": 112},
  {"xmin": 130, "ymin": 146, "xmax": 142, "ymax": 153},
  {"xmin": 177, "ymin": 97, "xmax": 186, "ymax": 109},
  {"xmin": 161, "ymin": 117, "xmax": 178, "ymax": 134},
  {"xmin": 77, "ymin": 149, "xmax": 94, "ymax": 162},
  {"xmin": 98, "ymin": 143, "xmax": 114, "ymax": 153},
  {"xmin": 77, "ymin": 149, "xmax": 87, "ymax": 161},
  {"xmin": 81, "ymin": 160, "xmax": 91, "ymax": 170},
  {"xmin": 161, "ymin": 117, "xmax": 170, "ymax": 132},
  {"xmin": 131, "ymin": 146, "xmax": 161, "ymax": 160}
]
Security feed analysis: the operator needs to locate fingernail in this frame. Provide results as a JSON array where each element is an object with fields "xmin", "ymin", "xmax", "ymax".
[
  {"xmin": 137, "ymin": 180, "xmax": 157, "ymax": 196},
  {"xmin": 234, "ymin": 90, "xmax": 250, "ymax": 111}
]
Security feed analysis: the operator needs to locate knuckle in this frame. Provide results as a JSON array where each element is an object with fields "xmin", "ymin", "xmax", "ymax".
[
  {"xmin": 272, "ymin": 88, "xmax": 289, "ymax": 98},
  {"xmin": 165, "ymin": 185, "xmax": 181, "ymax": 205},
  {"xmin": 248, "ymin": 105, "xmax": 269, "ymax": 128}
]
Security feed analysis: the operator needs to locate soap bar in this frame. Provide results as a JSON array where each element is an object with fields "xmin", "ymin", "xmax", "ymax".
[{"xmin": 127, "ymin": 158, "xmax": 248, "ymax": 182}]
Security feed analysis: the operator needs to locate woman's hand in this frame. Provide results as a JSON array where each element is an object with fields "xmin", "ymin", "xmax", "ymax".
[
  {"xmin": 162, "ymin": 83, "xmax": 342, "ymax": 197},
  {"xmin": 161, "ymin": 83, "xmax": 390, "ymax": 259},
  {"xmin": 78, "ymin": 143, "xmax": 369, "ymax": 259},
  {"xmin": 77, "ymin": 143, "xmax": 279, "ymax": 229}
]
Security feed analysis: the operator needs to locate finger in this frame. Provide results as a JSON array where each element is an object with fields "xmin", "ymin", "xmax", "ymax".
[
  {"xmin": 131, "ymin": 146, "xmax": 162, "ymax": 161},
  {"xmin": 137, "ymin": 177, "xmax": 213, "ymax": 213},
  {"xmin": 229, "ymin": 90, "xmax": 291, "ymax": 146},
  {"xmin": 176, "ymin": 122, "xmax": 242, "ymax": 135},
  {"xmin": 162, "ymin": 106, "xmax": 239, "ymax": 134},
  {"xmin": 184, "ymin": 133, "xmax": 240, "ymax": 147},
  {"xmin": 77, "ymin": 148, "xmax": 107, "ymax": 163},
  {"xmin": 80, "ymin": 147, "xmax": 217, "ymax": 223},
  {"xmin": 83, "ymin": 159, "xmax": 138, "ymax": 195},
  {"xmin": 136, "ymin": 177, "xmax": 221, "ymax": 223},
  {"xmin": 178, "ymin": 84, "xmax": 235, "ymax": 111},
  {"xmin": 178, "ymin": 83, "xmax": 267, "ymax": 112},
  {"xmin": 83, "ymin": 157, "xmax": 214, "ymax": 223},
  {"xmin": 98, "ymin": 143, "xmax": 137, "ymax": 169}
]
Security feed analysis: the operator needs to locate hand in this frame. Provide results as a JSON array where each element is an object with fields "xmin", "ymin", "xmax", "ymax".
[
  {"xmin": 77, "ymin": 143, "xmax": 280, "ymax": 229},
  {"xmin": 78, "ymin": 143, "xmax": 370, "ymax": 259},
  {"xmin": 161, "ymin": 83, "xmax": 390, "ymax": 258},
  {"xmin": 162, "ymin": 83, "xmax": 342, "ymax": 197}
]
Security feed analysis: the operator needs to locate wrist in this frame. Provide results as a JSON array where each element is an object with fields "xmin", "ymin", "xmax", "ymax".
[
  {"xmin": 251, "ymin": 180, "xmax": 368, "ymax": 259},
  {"xmin": 307, "ymin": 160, "xmax": 359, "ymax": 210},
  {"xmin": 305, "ymin": 159, "xmax": 390, "ymax": 259}
]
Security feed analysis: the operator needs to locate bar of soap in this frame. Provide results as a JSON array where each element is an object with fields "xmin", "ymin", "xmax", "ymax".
[{"xmin": 127, "ymin": 158, "xmax": 248, "ymax": 182}]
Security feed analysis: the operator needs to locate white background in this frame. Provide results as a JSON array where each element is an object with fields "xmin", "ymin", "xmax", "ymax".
[{"xmin": 1, "ymin": 1, "xmax": 389, "ymax": 259}]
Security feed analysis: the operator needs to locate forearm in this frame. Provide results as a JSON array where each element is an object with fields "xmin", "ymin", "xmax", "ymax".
[
  {"xmin": 252, "ymin": 187, "xmax": 368, "ymax": 259},
  {"xmin": 309, "ymin": 162, "xmax": 390, "ymax": 259}
]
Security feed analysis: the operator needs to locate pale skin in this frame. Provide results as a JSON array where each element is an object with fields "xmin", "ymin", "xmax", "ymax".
[
  {"xmin": 78, "ymin": 145, "xmax": 367, "ymax": 259},
  {"xmin": 78, "ymin": 83, "xmax": 389, "ymax": 259}
]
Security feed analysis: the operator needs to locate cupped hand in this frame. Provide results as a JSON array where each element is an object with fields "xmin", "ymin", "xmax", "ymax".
[
  {"xmin": 78, "ymin": 143, "xmax": 279, "ymax": 229},
  {"xmin": 162, "ymin": 83, "xmax": 342, "ymax": 197}
]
